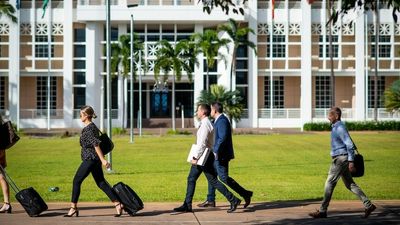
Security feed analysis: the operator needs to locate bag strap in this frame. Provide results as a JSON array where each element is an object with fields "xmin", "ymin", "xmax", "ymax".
[{"xmin": 0, "ymin": 165, "xmax": 20, "ymax": 193}]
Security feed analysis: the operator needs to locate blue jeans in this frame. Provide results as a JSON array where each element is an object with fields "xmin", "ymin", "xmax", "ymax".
[
  {"xmin": 206, "ymin": 160, "xmax": 251, "ymax": 202},
  {"xmin": 320, "ymin": 155, "xmax": 372, "ymax": 212},
  {"xmin": 184, "ymin": 155, "xmax": 238, "ymax": 206}
]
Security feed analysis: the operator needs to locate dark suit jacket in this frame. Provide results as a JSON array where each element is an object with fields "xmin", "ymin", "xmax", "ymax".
[{"xmin": 213, "ymin": 114, "xmax": 234, "ymax": 161}]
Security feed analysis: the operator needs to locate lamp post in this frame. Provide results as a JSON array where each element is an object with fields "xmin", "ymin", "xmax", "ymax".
[
  {"xmin": 138, "ymin": 50, "xmax": 142, "ymax": 136},
  {"xmin": 128, "ymin": 4, "xmax": 138, "ymax": 143},
  {"xmin": 106, "ymin": 0, "xmax": 112, "ymax": 171}
]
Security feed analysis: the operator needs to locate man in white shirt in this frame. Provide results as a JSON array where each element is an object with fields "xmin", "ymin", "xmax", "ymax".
[{"xmin": 173, "ymin": 104, "xmax": 241, "ymax": 213}]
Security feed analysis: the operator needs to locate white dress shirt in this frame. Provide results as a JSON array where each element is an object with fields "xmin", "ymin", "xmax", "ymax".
[{"xmin": 195, "ymin": 117, "xmax": 214, "ymax": 160}]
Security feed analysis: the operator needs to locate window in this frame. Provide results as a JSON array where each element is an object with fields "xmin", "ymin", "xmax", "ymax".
[
  {"xmin": 371, "ymin": 35, "xmax": 391, "ymax": 58},
  {"xmin": 74, "ymin": 87, "xmax": 85, "ymax": 109},
  {"xmin": 315, "ymin": 76, "xmax": 331, "ymax": 108},
  {"xmin": 368, "ymin": 76, "xmax": 385, "ymax": 108},
  {"xmin": 36, "ymin": 77, "xmax": 57, "ymax": 116},
  {"xmin": 35, "ymin": 35, "xmax": 55, "ymax": 58},
  {"xmin": 74, "ymin": 72, "xmax": 86, "ymax": 85},
  {"xmin": 0, "ymin": 77, "xmax": 5, "ymax": 110},
  {"xmin": 319, "ymin": 35, "xmax": 339, "ymax": 58},
  {"xmin": 264, "ymin": 76, "xmax": 284, "ymax": 108},
  {"xmin": 74, "ymin": 28, "xmax": 86, "ymax": 42},
  {"xmin": 273, "ymin": 35, "xmax": 285, "ymax": 58},
  {"xmin": 74, "ymin": 45, "xmax": 85, "ymax": 58},
  {"xmin": 74, "ymin": 60, "xmax": 85, "ymax": 69}
]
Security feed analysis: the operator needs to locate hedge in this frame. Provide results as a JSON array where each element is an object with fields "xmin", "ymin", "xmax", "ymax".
[{"xmin": 303, "ymin": 120, "xmax": 400, "ymax": 131}]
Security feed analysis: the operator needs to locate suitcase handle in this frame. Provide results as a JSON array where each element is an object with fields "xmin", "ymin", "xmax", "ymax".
[{"xmin": 0, "ymin": 165, "xmax": 21, "ymax": 193}]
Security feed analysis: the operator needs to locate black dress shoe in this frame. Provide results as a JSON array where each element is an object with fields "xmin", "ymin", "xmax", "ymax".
[
  {"xmin": 227, "ymin": 199, "xmax": 241, "ymax": 213},
  {"xmin": 197, "ymin": 200, "xmax": 216, "ymax": 208},
  {"xmin": 173, "ymin": 203, "xmax": 192, "ymax": 212},
  {"xmin": 243, "ymin": 191, "xmax": 253, "ymax": 209}
]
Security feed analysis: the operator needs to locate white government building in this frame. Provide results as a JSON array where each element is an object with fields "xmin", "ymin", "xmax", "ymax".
[{"xmin": 1, "ymin": 0, "xmax": 399, "ymax": 129}]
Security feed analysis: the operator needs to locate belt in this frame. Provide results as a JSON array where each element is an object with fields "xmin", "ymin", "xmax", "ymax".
[{"xmin": 332, "ymin": 154, "xmax": 348, "ymax": 159}]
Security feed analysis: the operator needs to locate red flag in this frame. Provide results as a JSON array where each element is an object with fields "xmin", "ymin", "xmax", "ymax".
[
  {"xmin": 272, "ymin": 0, "xmax": 275, "ymax": 19},
  {"xmin": 308, "ymin": 0, "xmax": 315, "ymax": 4}
]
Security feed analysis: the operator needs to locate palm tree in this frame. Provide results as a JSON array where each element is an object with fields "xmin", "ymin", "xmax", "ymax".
[
  {"xmin": 217, "ymin": 18, "xmax": 257, "ymax": 91},
  {"xmin": 197, "ymin": 84, "xmax": 244, "ymax": 123},
  {"xmin": 384, "ymin": 79, "xmax": 400, "ymax": 113},
  {"xmin": 110, "ymin": 34, "xmax": 144, "ymax": 128},
  {"xmin": 154, "ymin": 39, "xmax": 198, "ymax": 131},
  {"xmin": 191, "ymin": 29, "xmax": 230, "ymax": 91},
  {"xmin": 0, "ymin": 1, "xmax": 17, "ymax": 23}
]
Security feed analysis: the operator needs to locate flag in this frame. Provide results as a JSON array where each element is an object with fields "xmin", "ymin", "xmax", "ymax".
[
  {"xmin": 272, "ymin": 0, "xmax": 275, "ymax": 20},
  {"xmin": 308, "ymin": 0, "xmax": 315, "ymax": 4},
  {"xmin": 42, "ymin": 0, "xmax": 49, "ymax": 18},
  {"xmin": 16, "ymin": 0, "xmax": 20, "ymax": 10}
]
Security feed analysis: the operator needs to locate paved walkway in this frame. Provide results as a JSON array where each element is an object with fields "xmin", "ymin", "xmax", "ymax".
[{"xmin": 1, "ymin": 200, "xmax": 399, "ymax": 225}]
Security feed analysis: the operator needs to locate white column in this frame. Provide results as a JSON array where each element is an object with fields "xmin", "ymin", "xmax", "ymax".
[
  {"xmin": 193, "ymin": 24, "xmax": 203, "ymax": 127},
  {"xmin": 63, "ymin": 0, "xmax": 73, "ymax": 127},
  {"xmin": 355, "ymin": 13, "xmax": 366, "ymax": 120},
  {"xmin": 248, "ymin": 0, "xmax": 258, "ymax": 128},
  {"xmin": 86, "ymin": 22, "xmax": 103, "ymax": 118},
  {"xmin": 300, "ymin": 0, "xmax": 313, "ymax": 127},
  {"xmin": 8, "ymin": 1, "xmax": 20, "ymax": 125},
  {"xmin": 217, "ymin": 30, "xmax": 231, "ymax": 90}
]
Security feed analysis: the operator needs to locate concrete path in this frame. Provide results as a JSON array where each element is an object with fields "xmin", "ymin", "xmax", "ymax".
[{"xmin": 1, "ymin": 200, "xmax": 399, "ymax": 225}]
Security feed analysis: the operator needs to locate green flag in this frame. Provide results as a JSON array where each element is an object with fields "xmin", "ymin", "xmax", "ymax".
[{"xmin": 41, "ymin": 0, "xmax": 49, "ymax": 18}]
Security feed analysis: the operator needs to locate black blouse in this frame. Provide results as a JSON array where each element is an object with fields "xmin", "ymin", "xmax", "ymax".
[{"xmin": 79, "ymin": 123, "xmax": 101, "ymax": 161}]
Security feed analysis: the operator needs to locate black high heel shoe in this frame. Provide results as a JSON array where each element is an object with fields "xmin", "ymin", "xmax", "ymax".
[
  {"xmin": 114, "ymin": 203, "xmax": 123, "ymax": 217},
  {"xmin": 64, "ymin": 207, "xmax": 79, "ymax": 217},
  {"xmin": 0, "ymin": 202, "xmax": 11, "ymax": 213}
]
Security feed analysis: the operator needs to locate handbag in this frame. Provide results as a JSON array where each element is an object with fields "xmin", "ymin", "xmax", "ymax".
[
  {"xmin": 0, "ymin": 121, "xmax": 20, "ymax": 150},
  {"xmin": 349, "ymin": 136, "xmax": 364, "ymax": 177},
  {"xmin": 98, "ymin": 131, "xmax": 114, "ymax": 155},
  {"xmin": 351, "ymin": 149, "xmax": 364, "ymax": 177}
]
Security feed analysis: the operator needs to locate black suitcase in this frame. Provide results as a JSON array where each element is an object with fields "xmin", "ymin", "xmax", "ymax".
[
  {"xmin": 113, "ymin": 182, "xmax": 143, "ymax": 215},
  {"xmin": 0, "ymin": 166, "xmax": 48, "ymax": 217}
]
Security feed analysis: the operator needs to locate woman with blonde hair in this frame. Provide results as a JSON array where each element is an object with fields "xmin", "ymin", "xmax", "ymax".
[{"xmin": 65, "ymin": 105, "xmax": 123, "ymax": 217}]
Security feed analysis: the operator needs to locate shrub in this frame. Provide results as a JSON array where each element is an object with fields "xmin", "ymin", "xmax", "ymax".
[
  {"xmin": 112, "ymin": 127, "xmax": 127, "ymax": 135},
  {"xmin": 303, "ymin": 121, "xmax": 400, "ymax": 131}
]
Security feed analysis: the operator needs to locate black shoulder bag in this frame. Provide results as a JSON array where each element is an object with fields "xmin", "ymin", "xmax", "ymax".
[
  {"xmin": 349, "ymin": 137, "xmax": 364, "ymax": 177},
  {"xmin": 98, "ymin": 130, "xmax": 114, "ymax": 155}
]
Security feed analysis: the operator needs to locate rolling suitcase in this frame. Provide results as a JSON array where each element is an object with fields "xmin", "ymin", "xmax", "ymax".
[
  {"xmin": 113, "ymin": 182, "xmax": 143, "ymax": 216},
  {"xmin": 0, "ymin": 165, "xmax": 48, "ymax": 217}
]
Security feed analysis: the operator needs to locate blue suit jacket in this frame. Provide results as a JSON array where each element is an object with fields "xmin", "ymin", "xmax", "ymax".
[{"xmin": 213, "ymin": 114, "xmax": 234, "ymax": 161}]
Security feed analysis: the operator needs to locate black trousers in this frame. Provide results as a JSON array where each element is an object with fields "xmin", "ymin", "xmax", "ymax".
[{"xmin": 71, "ymin": 160, "xmax": 117, "ymax": 203}]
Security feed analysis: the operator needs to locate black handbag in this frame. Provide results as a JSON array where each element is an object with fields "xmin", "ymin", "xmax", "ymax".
[
  {"xmin": 98, "ymin": 131, "xmax": 114, "ymax": 155},
  {"xmin": 0, "ymin": 121, "xmax": 20, "ymax": 150},
  {"xmin": 348, "ymin": 136, "xmax": 364, "ymax": 177},
  {"xmin": 351, "ymin": 149, "xmax": 364, "ymax": 177}
]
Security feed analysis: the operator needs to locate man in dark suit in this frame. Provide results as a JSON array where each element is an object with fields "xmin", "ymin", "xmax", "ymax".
[
  {"xmin": 173, "ymin": 104, "xmax": 241, "ymax": 213},
  {"xmin": 198, "ymin": 102, "xmax": 253, "ymax": 209}
]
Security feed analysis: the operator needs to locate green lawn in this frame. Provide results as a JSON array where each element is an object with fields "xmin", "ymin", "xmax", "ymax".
[{"xmin": 3, "ymin": 132, "xmax": 400, "ymax": 203}]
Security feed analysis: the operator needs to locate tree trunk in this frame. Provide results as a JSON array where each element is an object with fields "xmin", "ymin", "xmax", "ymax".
[
  {"xmin": 206, "ymin": 67, "xmax": 210, "ymax": 91},
  {"xmin": 172, "ymin": 74, "xmax": 176, "ymax": 131},
  {"xmin": 230, "ymin": 50, "xmax": 237, "ymax": 92}
]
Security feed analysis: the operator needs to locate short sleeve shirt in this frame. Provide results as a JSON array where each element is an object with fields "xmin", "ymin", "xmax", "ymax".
[{"xmin": 79, "ymin": 123, "xmax": 101, "ymax": 161}]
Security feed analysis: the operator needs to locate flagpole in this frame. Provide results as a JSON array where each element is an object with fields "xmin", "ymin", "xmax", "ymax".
[
  {"xmin": 269, "ymin": 0, "xmax": 274, "ymax": 129},
  {"xmin": 106, "ymin": 0, "xmax": 113, "ymax": 171},
  {"xmin": 47, "ymin": 0, "xmax": 52, "ymax": 130}
]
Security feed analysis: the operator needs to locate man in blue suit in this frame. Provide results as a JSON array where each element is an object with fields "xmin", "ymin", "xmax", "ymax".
[{"xmin": 198, "ymin": 102, "xmax": 253, "ymax": 209}]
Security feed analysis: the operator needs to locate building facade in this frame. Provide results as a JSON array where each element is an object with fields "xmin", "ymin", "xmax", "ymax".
[{"xmin": 0, "ymin": 0, "xmax": 399, "ymax": 129}]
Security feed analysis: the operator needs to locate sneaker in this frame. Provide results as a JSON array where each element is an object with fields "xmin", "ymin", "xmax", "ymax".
[
  {"xmin": 363, "ymin": 204, "xmax": 376, "ymax": 218},
  {"xmin": 309, "ymin": 210, "xmax": 327, "ymax": 218},
  {"xmin": 197, "ymin": 201, "xmax": 216, "ymax": 208}
]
